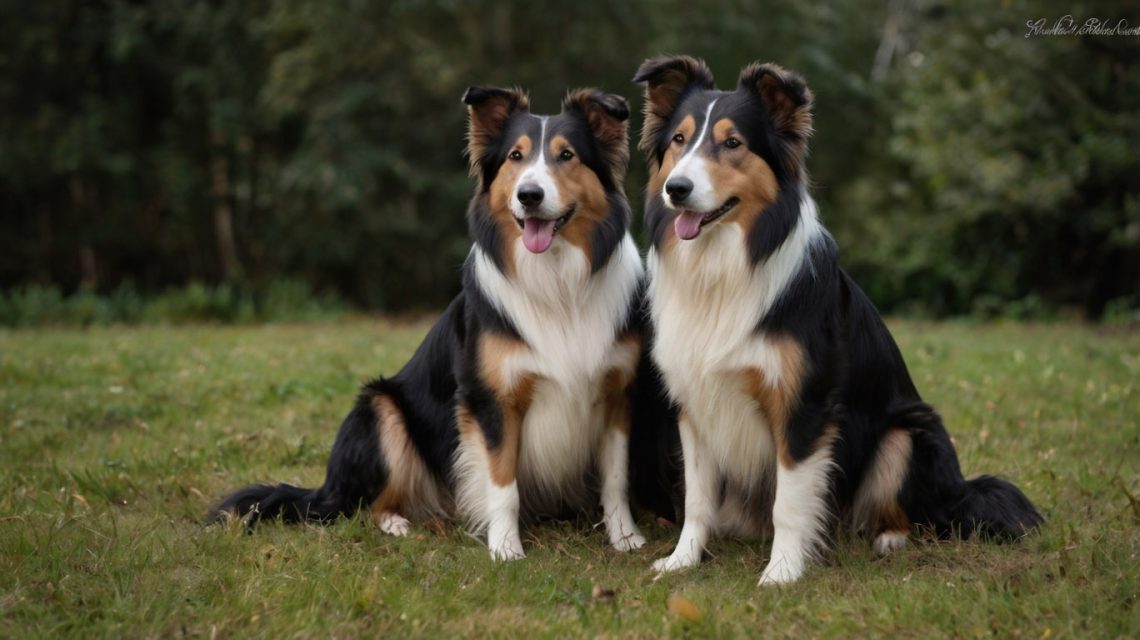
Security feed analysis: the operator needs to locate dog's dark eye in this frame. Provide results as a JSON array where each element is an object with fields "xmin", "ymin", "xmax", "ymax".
[
  {"xmin": 672, "ymin": 133, "xmax": 685, "ymax": 145},
  {"xmin": 559, "ymin": 149, "xmax": 575, "ymax": 161},
  {"xmin": 724, "ymin": 137, "xmax": 742, "ymax": 149},
  {"xmin": 508, "ymin": 150, "xmax": 523, "ymax": 161}
]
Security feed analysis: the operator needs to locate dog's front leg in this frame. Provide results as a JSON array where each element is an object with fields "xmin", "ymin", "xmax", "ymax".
[
  {"xmin": 485, "ymin": 477, "xmax": 524, "ymax": 561},
  {"xmin": 759, "ymin": 421, "xmax": 836, "ymax": 585},
  {"xmin": 653, "ymin": 412, "xmax": 716, "ymax": 573},
  {"xmin": 483, "ymin": 403, "xmax": 525, "ymax": 562},
  {"xmin": 599, "ymin": 378, "xmax": 646, "ymax": 550},
  {"xmin": 455, "ymin": 396, "xmax": 527, "ymax": 561}
]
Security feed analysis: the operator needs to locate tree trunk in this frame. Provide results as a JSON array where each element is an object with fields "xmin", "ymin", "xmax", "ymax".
[
  {"xmin": 871, "ymin": 0, "xmax": 909, "ymax": 82},
  {"xmin": 210, "ymin": 130, "xmax": 242, "ymax": 281},
  {"xmin": 70, "ymin": 175, "xmax": 98, "ymax": 289}
]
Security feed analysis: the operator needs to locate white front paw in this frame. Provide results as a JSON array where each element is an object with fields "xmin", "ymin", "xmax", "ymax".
[
  {"xmin": 758, "ymin": 555, "xmax": 803, "ymax": 586},
  {"xmin": 652, "ymin": 550, "xmax": 700, "ymax": 574},
  {"xmin": 487, "ymin": 528, "xmax": 525, "ymax": 562},
  {"xmin": 611, "ymin": 530, "xmax": 647, "ymax": 552},
  {"xmin": 489, "ymin": 543, "xmax": 526, "ymax": 562}
]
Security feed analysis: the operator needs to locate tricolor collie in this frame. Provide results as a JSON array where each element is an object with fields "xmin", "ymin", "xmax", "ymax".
[
  {"xmin": 210, "ymin": 86, "xmax": 659, "ymax": 559},
  {"xmin": 634, "ymin": 56, "xmax": 1042, "ymax": 584}
]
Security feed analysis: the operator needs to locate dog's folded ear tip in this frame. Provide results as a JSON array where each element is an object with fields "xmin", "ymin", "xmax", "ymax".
[
  {"xmin": 461, "ymin": 86, "xmax": 496, "ymax": 105},
  {"xmin": 597, "ymin": 93, "xmax": 631, "ymax": 121},
  {"xmin": 563, "ymin": 89, "xmax": 630, "ymax": 123},
  {"xmin": 462, "ymin": 86, "xmax": 529, "ymax": 108},
  {"xmin": 633, "ymin": 55, "xmax": 714, "ymax": 87}
]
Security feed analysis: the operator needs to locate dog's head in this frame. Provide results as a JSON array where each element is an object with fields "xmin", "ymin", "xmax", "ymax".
[
  {"xmin": 634, "ymin": 56, "xmax": 812, "ymax": 251},
  {"xmin": 463, "ymin": 86, "xmax": 631, "ymax": 271}
]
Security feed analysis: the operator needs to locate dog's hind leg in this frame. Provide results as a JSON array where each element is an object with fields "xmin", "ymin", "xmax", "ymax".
[
  {"xmin": 851, "ymin": 427, "xmax": 914, "ymax": 555},
  {"xmin": 366, "ymin": 394, "xmax": 449, "ymax": 537}
]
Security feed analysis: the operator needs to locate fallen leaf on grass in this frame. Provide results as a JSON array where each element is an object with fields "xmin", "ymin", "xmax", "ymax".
[{"xmin": 667, "ymin": 594, "xmax": 701, "ymax": 621}]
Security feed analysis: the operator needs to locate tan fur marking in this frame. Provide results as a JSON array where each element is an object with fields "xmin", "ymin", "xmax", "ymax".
[
  {"xmin": 647, "ymin": 115, "xmax": 696, "ymax": 250},
  {"xmin": 487, "ymin": 407, "xmax": 524, "ymax": 487},
  {"xmin": 602, "ymin": 368, "xmax": 630, "ymax": 434},
  {"xmin": 369, "ymin": 394, "xmax": 450, "ymax": 523},
  {"xmin": 647, "ymin": 115, "xmax": 695, "ymax": 197},
  {"xmin": 601, "ymin": 335, "xmax": 638, "ymax": 433},
  {"xmin": 703, "ymin": 118, "xmax": 781, "ymax": 234},
  {"xmin": 542, "ymin": 134, "xmax": 610, "ymax": 258},
  {"xmin": 486, "ymin": 135, "xmax": 535, "ymax": 274},
  {"xmin": 853, "ymin": 428, "xmax": 913, "ymax": 535},
  {"xmin": 472, "ymin": 335, "xmax": 537, "ymax": 487},
  {"xmin": 466, "ymin": 87, "xmax": 530, "ymax": 180},
  {"xmin": 604, "ymin": 334, "xmax": 641, "ymax": 389},
  {"xmin": 737, "ymin": 63, "xmax": 813, "ymax": 176},
  {"xmin": 562, "ymin": 89, "xmax": 630, "ymax": 183},
  {"xmin": 739, "ymin": 337, "xmax": 806, "ymax": 468},
  {"xmin": 877, "ymin": 507, "xmax": 911, "ymax": 536},
  {"xmin": 636, "ymin": 56, "xmax": 716, "ymax": 166},
  {"xmin": 602, "ymin": 334, "xmax": 641, "ymax": 434},
  {"xmin": 456, "ymin": 402, "xmax": 519, "ymax": 489},
  {"xmin": 756, "ymin": 72, "xmax": 812, "ymax": 146},
  {"xmin": 478, "ymin": 333, "xmax": 529, "ymax": 394},
  {"xmin": 455, "ymin": 403, "xmax": 479, "ymax": 438}
]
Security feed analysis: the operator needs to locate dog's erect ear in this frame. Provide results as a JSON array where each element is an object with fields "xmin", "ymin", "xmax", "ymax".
[
  {"xmin": 563, "ymin": 89, "xmax": 631, "ymax": 183},
  {"xmin": 462, "ymin": 86, "xmax": 530, "ymax": 177},
  {"xmin": 632, "ymin": 55, "xmax": 715, "ymax": 163},
  {"xmin": 737, "ymin": 62, "xmax": 813, "ymax": 165}
]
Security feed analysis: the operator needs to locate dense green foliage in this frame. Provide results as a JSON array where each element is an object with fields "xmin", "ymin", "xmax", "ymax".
[
  {"xmin": 0, "ymin": 280, "xmax": 344, "ymax": 326},
  {"xmin": 2, "ymin": 0, "xmax": 1137, "ymax": 317},
  {"xmin": 1, "ymin": 320, "xmax": 1137, "ymax": 636}
]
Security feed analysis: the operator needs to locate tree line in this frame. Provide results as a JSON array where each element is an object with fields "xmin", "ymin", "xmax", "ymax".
[{"xmin": 2, "ymin": 0, "xmax": 1136, "ymax": 318}]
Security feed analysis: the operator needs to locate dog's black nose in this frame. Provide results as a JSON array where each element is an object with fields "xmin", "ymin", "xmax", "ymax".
[
  {"xmin": 517, "ymin": 184, "xmax": 544, "ymax": 208},
  {"xmin": 665, "ymin": 177, "xmax": 693, "ymax": 202}
]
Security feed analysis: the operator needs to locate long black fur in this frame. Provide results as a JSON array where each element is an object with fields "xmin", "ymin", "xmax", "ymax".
[
  {"xmin": 208, "ymin": 87, "xmax": 681, "ymax": 530},
  {"xmin": 635, "ymin": 55, "xmax": 1041, "ymax": 544}
]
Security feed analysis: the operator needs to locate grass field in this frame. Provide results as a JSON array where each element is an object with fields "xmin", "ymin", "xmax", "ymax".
[{"xmin": 1, "ymin": 318, "xmax": 1137, "ymax": 638}]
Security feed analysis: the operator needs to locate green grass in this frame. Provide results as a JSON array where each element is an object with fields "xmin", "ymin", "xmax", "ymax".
[{"xmin": 1, "ymin": 319, "xmax": 1137, "ymax": 638}]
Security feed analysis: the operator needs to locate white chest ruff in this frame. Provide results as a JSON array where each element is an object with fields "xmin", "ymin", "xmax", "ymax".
[
  {"xmin": 475, "ymin": 234, "xmax": 642, "ymax": 383},
  {"xmin": 648, "ymin": 200, "xmax": 822, "ymax": 485},
  {"xmin": 473, "ymin": 234, "xmax": 643, "ymax": 508}
]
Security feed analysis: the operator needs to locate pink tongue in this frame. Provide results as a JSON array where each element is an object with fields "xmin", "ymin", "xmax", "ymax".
[
  {"xmin": 522, "ymin": 218, "xmax": 556, "ymax": 253},
  {"xmin": 674, "ymin": 212, "xmax": 704, "ymax": 240}
]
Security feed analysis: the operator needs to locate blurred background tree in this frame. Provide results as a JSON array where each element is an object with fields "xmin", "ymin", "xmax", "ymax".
[{"xmin": 1, "ymin": 0, "xmax": 1137, "ymax": 321}]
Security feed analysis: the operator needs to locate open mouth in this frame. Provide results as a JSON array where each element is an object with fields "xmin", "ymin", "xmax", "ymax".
[
  {"xmin": 515, "ymin": 203, "xmax": 576, "ymax": 253},
  {"xmin": 673, "ymin": 197, "xmax": 739, "ymax": 240}
]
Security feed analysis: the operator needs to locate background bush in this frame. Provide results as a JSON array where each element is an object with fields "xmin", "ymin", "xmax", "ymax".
[
  {"xmin": 1, "ymin": 0, "xmax": 1136, "ymax": 322},
  {"xmin": 0, "ymin": 281, "xmax": 344, "ymax": 326}
]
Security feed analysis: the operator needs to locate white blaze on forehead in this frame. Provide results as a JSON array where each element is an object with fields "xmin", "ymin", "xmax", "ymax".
[
  {"xmin": 663, "ymin": 99, "xmax": 720, "ymax": 212},
  {"xmin": 509, "ymin": 116, "xmax": 564, "ymax": 219}
]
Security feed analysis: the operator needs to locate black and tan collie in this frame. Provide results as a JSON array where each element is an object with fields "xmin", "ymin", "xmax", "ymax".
[
  {"xmin": 633, "ymin": 56, "xmax": 1042, "ymax": 584},
  {"xmin": 210, "ymin": 87, "xmax": 661, "ymax": 559}
]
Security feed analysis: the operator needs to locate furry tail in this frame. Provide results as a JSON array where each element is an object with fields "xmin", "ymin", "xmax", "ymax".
[
  {"xmin": 207, "ymin": 384, "xmax": 389, "ymax": 527},
  {"xmin": 894, "ymin": 401, "xmax": 1043, "ymax": 540},
  {"xmin": 207, "ymin": 482, "xmax": 338, "ymax": 525},
  {"xmin": 950, "ymin": 475, "xmax": 1044, "ymax": 540}
]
